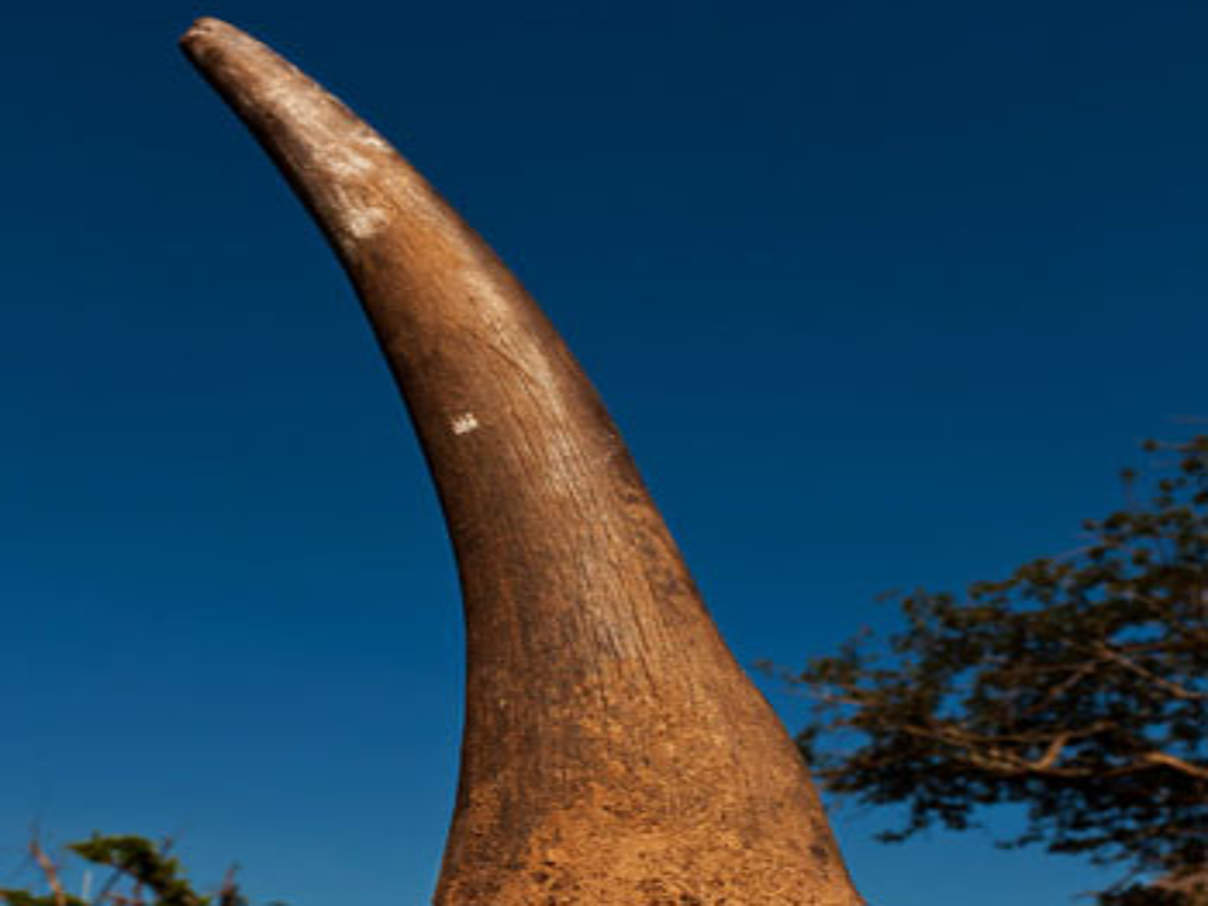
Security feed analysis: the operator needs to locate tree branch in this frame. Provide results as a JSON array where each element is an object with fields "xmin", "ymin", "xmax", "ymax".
[
  {"xmin": 29, "ymin": 841, "xmax": 67, "ymax": 906},
  {"xmin": 1094, "ymin": 644, "xmax": 1208, "ymax": 701},
  {"xmin": 1138, "ymin": 751, "xmax": 1208, "ymax": 781}
]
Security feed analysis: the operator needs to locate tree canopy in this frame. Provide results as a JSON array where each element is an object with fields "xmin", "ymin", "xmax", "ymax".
[{"xmin": 775, "ymin": 437, "xmax": 1208, "ymax": 905}]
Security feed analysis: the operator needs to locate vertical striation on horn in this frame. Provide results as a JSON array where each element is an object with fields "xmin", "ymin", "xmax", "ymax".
[{"xmin": 180, "ymin": 17, "xmax": 863, "ymax": 905}]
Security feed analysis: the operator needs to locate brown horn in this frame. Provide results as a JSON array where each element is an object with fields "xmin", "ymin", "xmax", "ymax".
[{"xmin": 179, "ymin": 17, "xmax": 863, "ymax": 905}]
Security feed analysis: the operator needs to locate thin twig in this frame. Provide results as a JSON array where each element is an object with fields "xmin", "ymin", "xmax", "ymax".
[{"xmin": 1094, "ymin": 644, "xmax": 1208, "ymax": 700}]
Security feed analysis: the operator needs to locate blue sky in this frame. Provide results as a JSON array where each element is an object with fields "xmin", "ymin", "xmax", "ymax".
[{"xmin": 3, "ymin": 1, "xmax": 1205, "ymax": 903}]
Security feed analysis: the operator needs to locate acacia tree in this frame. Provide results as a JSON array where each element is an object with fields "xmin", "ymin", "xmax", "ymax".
[{"xmin": 776, "ymin": 438, "xmax": 1208, "ymax": 905}]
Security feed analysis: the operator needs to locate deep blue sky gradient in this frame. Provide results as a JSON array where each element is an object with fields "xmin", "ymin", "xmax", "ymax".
[{"xmin": 4, "ymin": 2, "xmax": 1207, "ymax": 904}]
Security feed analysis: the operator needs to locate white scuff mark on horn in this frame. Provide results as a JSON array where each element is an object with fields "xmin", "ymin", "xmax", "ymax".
[
  {"xmin": 451, "ymin": 412, "xmax": 480, "ymax": 435},
  {"xmin": 329, "ymin": 182, "xmax": 392, "ymax": 239},
  {"xmin": 454, "ymin": 265, "xmax": 595, "ymax": 499},
  {"xmin": 355, "ymin": 129, "xmax": 395, "ymax": 153},
  {"xmin": 249, "ymin": 72, "xmax": 395, "ymax": 244}
]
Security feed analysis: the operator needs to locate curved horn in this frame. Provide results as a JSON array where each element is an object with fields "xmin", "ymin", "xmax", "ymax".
[{"xmin": 180, "ymin": 18, "xmax": 862, "ymax": 905}]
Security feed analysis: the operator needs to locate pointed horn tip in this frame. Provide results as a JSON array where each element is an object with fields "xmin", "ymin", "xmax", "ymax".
[
  {"xmin": 180, "ymin": 16, "xmax": 228, "ymax": 47},
  {"xmin": 179, "ymin": 17, "xmax": 257, "ymax": 61}
]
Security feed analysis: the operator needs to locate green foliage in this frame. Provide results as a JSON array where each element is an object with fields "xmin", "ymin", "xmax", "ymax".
[
  {"xmin": 69, "ymin": 836, "xmax": 216, "ymax": 906},
  {"xmin": 0, "ymin": 834, "xmax": 251, "ymax": 906},
  {"xmin": 0, "ymin": 893, "xmax": 87, "ymax": 906},
  {"xmin": 776, "ymin": 437, "xmax": 1208, "ymax": 905}
]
